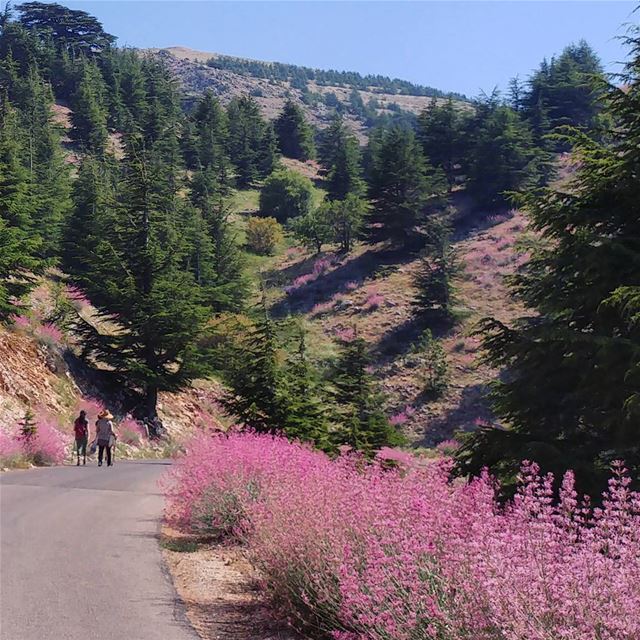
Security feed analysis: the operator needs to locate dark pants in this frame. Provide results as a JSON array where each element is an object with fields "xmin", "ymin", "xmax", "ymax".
[
  {"xmin": 76, "ymin": 437, "xmax": 88, "ymax": 459},
  {"xmin": 98, "ymin": 439, "xmax": 111, "ymax": 466}
]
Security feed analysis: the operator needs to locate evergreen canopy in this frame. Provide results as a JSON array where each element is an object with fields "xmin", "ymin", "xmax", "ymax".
[
  {"xmin": 457, "ymin": 32, "xmax": 640, "ymax": 492},
  {"xmin": 17, "ymin": 1, "xmax": 115, "ymax": 54}
]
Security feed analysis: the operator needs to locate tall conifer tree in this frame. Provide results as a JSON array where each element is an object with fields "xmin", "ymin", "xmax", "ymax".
[
  {"xmin": 274, "ymin": 98, "xmax": 315, "ymax": 160},
  {"xmin": 458, "ymin": 33, "xmax": 640, "ymax": 491}
]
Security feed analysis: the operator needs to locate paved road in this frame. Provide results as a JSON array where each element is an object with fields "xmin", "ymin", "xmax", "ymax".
[{"xmin": 0, "ymin": 461, "xmax": 198, "ymax": 640}]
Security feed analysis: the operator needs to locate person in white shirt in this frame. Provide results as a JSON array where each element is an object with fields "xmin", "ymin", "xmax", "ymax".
[{"xmin": 95, "ymin": 410, "xmax": 116, "ymax": 467}]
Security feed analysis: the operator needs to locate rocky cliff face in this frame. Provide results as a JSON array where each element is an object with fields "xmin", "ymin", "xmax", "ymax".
[{"xmin": 0, "ymin": 322, "xmax": 225, "ymax": 441}]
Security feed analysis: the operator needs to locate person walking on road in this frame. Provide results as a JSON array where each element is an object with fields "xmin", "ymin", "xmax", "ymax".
[
  {"xmin": 73, "ymin": 410, "xmax": 89, "ymax": 466},
  {"xmin": 95, "ymin": 410, "xmax": 116, "ymax": 467}
]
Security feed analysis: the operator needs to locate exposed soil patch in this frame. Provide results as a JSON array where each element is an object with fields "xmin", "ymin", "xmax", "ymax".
[{"xmin": 161, "ymin": 526, "xmax": 300, "ymax": 640}]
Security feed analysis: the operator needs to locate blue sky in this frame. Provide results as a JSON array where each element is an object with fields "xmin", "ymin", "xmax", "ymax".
[{"xmin": 48, "ymin": 1, "xmax": 636, "ymax": 97}]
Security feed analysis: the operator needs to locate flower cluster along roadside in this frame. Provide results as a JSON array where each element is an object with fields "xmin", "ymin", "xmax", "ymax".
[{"xmin": 164, "ymin": 432, "xmax": 640, "ymax": 640}]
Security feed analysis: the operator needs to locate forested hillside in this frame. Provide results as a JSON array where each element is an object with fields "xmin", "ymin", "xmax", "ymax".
[
  {"xmin": 1, "ymin": 0, "xmax": 637, "ymax": 496},
  {"xmin": 148, "ymin": 45, "xmax": 470, "ymax": 137}
]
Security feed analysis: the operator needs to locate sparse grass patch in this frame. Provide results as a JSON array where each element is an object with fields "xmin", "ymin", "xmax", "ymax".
[{"xmin": 160, "ymin": 537, "xmax": 200, "ymax": 553}]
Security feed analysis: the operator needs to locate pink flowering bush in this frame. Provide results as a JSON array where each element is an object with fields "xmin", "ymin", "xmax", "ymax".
[
  {"xmin": 36, "ymin": 322, "xmax": 65, "ymax": 347},
  {"xmin": 22, "ymin": 417, "xmax": 70, "ymax": 465},
  {"xmin": 285, "ymin": 257, "xmax": 336, "ymax": 294},
  {"xmin": 0, "ymin": 428, "xmax": 23, "ymax": 466},
  {"xmin": 364, "ymin": 291, "xmax": 385, "ymax": 311},
  {"xmin": 389, "ymin": 406, "xmax": 415, "ymax": 426},
  {"xmin": 1, "ymin": 415, "xmax": 70, "ymax": 467},
  {"xmin": 333, "ymin": 326, "xmax": 357, "ymax": 343},
  {"xmin": 11, "ymin": 314, "xmax": 32, "ymax": 330},
  {"xmin": 165, "ymin": 433, "xmax": 640, "ymax": 640},
  {"xmin": 118, "ymin": 416, "xmax": 148, "ymax": 446},
  {"xmin": 435, "ymin": 439, "xmax": 460, "ymax": 455}
]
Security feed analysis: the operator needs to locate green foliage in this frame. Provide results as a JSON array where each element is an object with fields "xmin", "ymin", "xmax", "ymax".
[
  {"xmin": 62, "ymin": 155, "xmax": 115, "ymax": 278},
  {"xmin": 457, "ymin": 33, "xmax": 640, "ymax": 492},
  {"xmin": 186, "ymin": 91, "xmax": 231, "ymax": 192},
  {"xmin": 416, "ymin": 98, "xmax": 468, "ymax": 191},
  {"xmin": 221, "ymin": 304, "xmax": 330, "ymax": 448},
  {"xmin": 522, "ymin": 40, "xmax": 604, "ymax": 145},
  {"xmin": 0, "ymin": 218, "xmax": 42, "ymax": 321},
  {"xmin": 227, "ymin": 95, "xmax": 278, "ymax": 187},
  {"xmin": 331, "ymin": 337, "xmax": 404, "ymax": 454},
  {"xmin": 246, "ymin": 216, "xmax": 283, "ymax": 256},
  {"xmin": 188, "ymin": 169, "xmax": 247, "ymax": 311},
  {"xmin": 0, "ymin": 98, "xmax": 43, "ymax": 319},
  {"xmin": 274, "ymin": 99, "xmax": 315, "ymax": 160},
  {"xmin": 280, "ymin": 331, "xmax": 332, "ymax": 450},
  {"xmin": 73, "ymin": 138, "xmax": 213, "ymax": 418},
  {"xmin": 465, "ymin": 94, "xmax": 540, "ymax": 209},
  {"xmin": 69, "ymin": 59, "xmax": 109, "ymax": 155},
  {"xmin": 368, "ymin": 126, "xmax": 446, "ymax": 245},
  {"xmin": 17, "ymin": 1, "xmax": 115, "ymax": 55},
  {"xmin": 320, "ymin": 115, "xmax": 364, "ymax": 200},
  {"xmin": 0, "ymin": 97, "xmax": 37, "ymax": 230},
  {"xmin": 205, "ymin": 53, "xmax": 468, "ymax": 101},
  {"xmin": 413, "ymin": 218, "xmax": 457, "ymax": 322},
  {"xmin": 259, "ymin": 167, "xmax": 314, "ymax": 222},
  {"xmin": 413, "ymin": 329, "xmax": 449, "ymax": 397},
  {"xmin": 222, "ymin": 302, "xmax": 287, "ymax": 433},
  {"xmin": 288, "ymin": 206, "xmax": 332, "ymax": 254},
  {"xmin": 19, "ymin": 407, "xmax": 37, "ymax": 440},
  {"xmin": 21, "ymin": 67, "xmax": 72, "ymax": 256},
  {"xmin": 326, "ymin": 194, "xmax": 367, "ymax": 253}
]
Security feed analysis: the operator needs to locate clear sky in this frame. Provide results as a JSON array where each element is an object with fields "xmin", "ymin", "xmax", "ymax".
[{"xmin": 46, "ymin": 1, "xmax": 637, "ymax": 97}]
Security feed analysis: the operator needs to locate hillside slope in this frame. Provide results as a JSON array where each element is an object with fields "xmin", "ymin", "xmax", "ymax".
[{"xmin": 149, "ymin": 47, "xmax": 468, "ymax": 133}]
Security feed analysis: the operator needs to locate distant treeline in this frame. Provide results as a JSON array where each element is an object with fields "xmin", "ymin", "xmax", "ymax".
[{"xmin": 206, "ymin": 54, "xmax": 469, "ymax": 101}]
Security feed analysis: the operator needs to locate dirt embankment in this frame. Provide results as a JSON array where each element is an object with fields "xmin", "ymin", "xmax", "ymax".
[{"xmin": 162, "ymin": 527, "xmax": 299, "ymax": 640}]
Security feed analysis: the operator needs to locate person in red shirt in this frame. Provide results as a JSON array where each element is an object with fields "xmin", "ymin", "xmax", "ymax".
[{"xmin": 73, "ymin": 410, "xmax": 89, "ymax": 466}]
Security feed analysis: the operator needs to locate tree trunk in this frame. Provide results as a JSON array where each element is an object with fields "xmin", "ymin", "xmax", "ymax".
[{"xmin": 145, "ymin": 385, "xmax": 158, "ymax": 419}]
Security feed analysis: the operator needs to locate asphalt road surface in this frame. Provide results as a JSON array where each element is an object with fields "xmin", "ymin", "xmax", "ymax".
[{"xmin": 0, "ymin": 461, "xmax": 198, "ymax": 640}]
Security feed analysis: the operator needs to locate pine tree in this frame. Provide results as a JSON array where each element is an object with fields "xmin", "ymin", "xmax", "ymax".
[
  {"xmin": 281, "ymin": 330, "xmax": 331, "ymax": 450},
  {"xmin": 416, "ymin": 97, "xmax": 467, "ymax": 192},
  {"xmin": 17, "ymin": 1, "xmax": 115, "ymax": 55},
  {"xmin": 188, "ymin": 168, "xmax": 247, "ymax": 311},
  {"xmin": 368, "ymin": 126, "xmax": 445, "ymax": 245},
  {"xmin": 413, "ymin": 218, "xmax": 457, "ymax": 322},
  {"xmin": 19, "ymin": 407, "xmax": 37, "ymax": 440},
  {"xmin": 327, "ymin": 130, "xmax": 364, "ymax": 200},
  {"xmin": 63, "ymin": 155, "xmax": 115, "ymax": 278},
  {"xmin": 522, "ymin": 40, "xmax": 604, "ymax": 145},
  {"xmin": 188, "ymin": 91, "xmax": 232, "ymax": 194},
  {"xmin": 75, "ymin": 137, "xmax": 212, "ymax": 418},
  {"xmin": 466, "ymin": 96, "xmax": 539, "ymax": 209},
  {"xmin": 222, "ymin": 299, "xmax": 287, "ymax": 433},
  {"xmin": 21, "ymin": 66, "xmax": 71, "ymax": 256},
  {"xmin": 0, "ymin": 218, "xmax": 41, "ymax": 321},
  {"xmin": 274, "ymin": 99, "xmax": 315, "ymax": 160},
  {"xmin": 0, "ymin": 97, "xmax": 37, "ymax": 230},
  {"xmin": 318, "ymin": 115, "xmax": 364, "ymax": 199},
  {"xmin": 227, "ymin": 95, "xmax": 277, "ymax": 187},
  {"xmin": 331, "ymin": 336, "xmax": 403, "ymax": 454},
  {"xmin": 70, "ymin": 59, "xmax": 108, "ymax": 155},
  {"xmin": 457, "ymin": 33, "xmax": 640, "ymax": 492},
  {"xmin": 318, "ymin": 114, "xmax": 347, "ymax": 168}
]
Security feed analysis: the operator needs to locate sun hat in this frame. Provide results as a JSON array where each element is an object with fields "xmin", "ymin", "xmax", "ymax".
[{"xmin": 98, "ymin": 409, "xmax": 114, "ymax": 420}]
